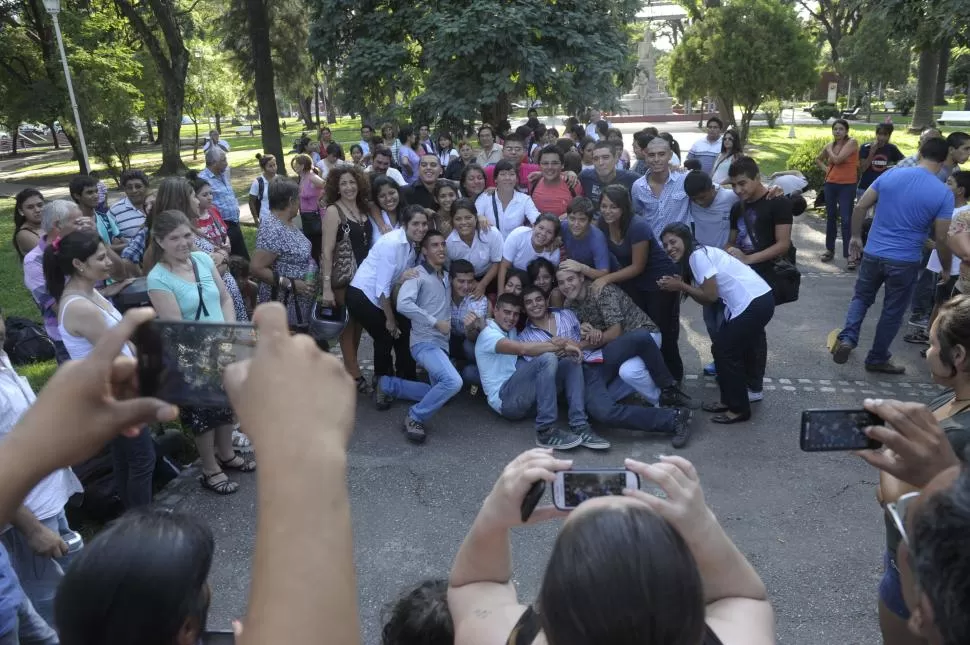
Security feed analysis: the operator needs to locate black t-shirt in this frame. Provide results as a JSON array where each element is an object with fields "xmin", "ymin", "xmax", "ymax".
[
  {"xmin": 858, "ymin": 142, "xmax": 904, "ymax": 190},
  {"xmin": 730, "ymin": 193, "xmax": 794, "ymax": 276},
  {"xmin": 402, "ymin": 183, "xmax": 436, "ymax": 210}
]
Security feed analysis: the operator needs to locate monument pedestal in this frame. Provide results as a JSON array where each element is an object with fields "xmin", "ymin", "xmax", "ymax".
[{"xmin": 620, "ymin": 92, "xmax": 673, "ymax": 116}]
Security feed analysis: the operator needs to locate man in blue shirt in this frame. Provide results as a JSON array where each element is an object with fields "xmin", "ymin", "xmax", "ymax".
[
  {"xmin": 832, "ymin": 137, "xmax": 955, "ymax": 374},
  {"xmin": 199, "ymin": 147, "xmax": 249, "ymax": 259}
]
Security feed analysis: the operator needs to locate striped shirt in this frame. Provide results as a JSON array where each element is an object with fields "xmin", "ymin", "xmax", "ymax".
[
  {"xmin": 108, "ymin": 197, "xmax": 146, "ymax": 239},
  {"xmin": 518, "ymin": 308, "xmax": 603, "ymax": 362},
  {"xmin": 631, "ymin": 171, "xmax": 692, "ymax": 240}
]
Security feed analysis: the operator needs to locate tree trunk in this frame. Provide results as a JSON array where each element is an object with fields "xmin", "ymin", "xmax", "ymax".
[
  {"xmin": 215, "ymin": 113, "xmax": 222, "ymax": 132},
  {"xmin": 156, "ymin": 117, "xmax": 166, "ymax": 146},
  {"xmin": 314, "ymin": 82, "xmax": 321, "ymax": 127},
  {"xmin": 10, "ymin": 131, "xmax": 18, "ymax": 157},
  {"xmin": 298, "ymin": 96, "xmax": 314, "ymax": 129},
  {"xmin": 965, "ymin": 74, "xmax": 970, "ymax": 110},
  {"xmin": 146, "ymin": 116, "xmax": 155, "ymax": 144},
  {"xmin": 247, "ymin": 0, "xmax": 286, "ymax": 176},
  {"xmin": 158, "ymin": 78, "xmax": 187, "ymax": 175},
  {"xmin": 910, "ymin": 47, "xmax": 940, "ymax": 133},
  {"xmin": 48, "ymin": 122, "xmax": 60, "ymax": 149},
  {"xmin": 192, "ymin": 116, "xmax": 199, "ymax": 160},
  {"xmin": 326, "ymin": 79, "xmax": 337, "ymax": 124},
  {"xmin": 60, "ymin": 130, "xmax": 87, "ymax": 174},
  {"xmin": 716, "ymin": 96, "xmax": 736, "ymax": 128},
  {"xmin": 935, "ymin": 39, "xmax": 951, "ymax": 105}
]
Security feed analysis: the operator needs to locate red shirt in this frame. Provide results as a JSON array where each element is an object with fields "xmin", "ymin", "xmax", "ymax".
[
  {"xmin": 530, "ymin": 178, "xmax": 583, "ymax": 217},
  {"xmin": 485, "ymin": 163, "xmax": 541, "ymax": 192},
  {"xmin": 196, "ymin": 206, "xmax": 228, "ymax": 248}
]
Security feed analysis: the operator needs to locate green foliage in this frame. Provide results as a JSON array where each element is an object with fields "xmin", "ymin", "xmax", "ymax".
[
  {"xmin": 786, "ymin": 136, "xmax": 830, "ymax": 191},
  {"xmin": 840, "ymin": 13, "xmax": 911, "ymax": 89},
  {"xmin": 762, "ymin": 99, "xmax": 782, "ymax": 128},
  {"xmin": 668, "ymin": 0, "xmax": 816, "ymax": 140},
  {"xmin": 885, "ymin": 86, "xmax": 916, "ymax": 115},
  {"xmin": 810, "ymin": 102, "xmax": 840, "ymax": 123}
]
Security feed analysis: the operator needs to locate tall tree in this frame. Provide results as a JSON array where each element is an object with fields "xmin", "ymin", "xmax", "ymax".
[
  {"xmin": 669, "ymin": 0, "xmax": 816, "ymax": 141},
  {"xmin": 935, "ymin": 39, "xmax": 951, "ymax": 105},
  {"xmin": 839, "ymin": 12, "xmax": 911, "ymax": 116},
  {"xmin": 796, "ymin": 0, "xmax": 865, "ymax": 71},
  {"xmin": 113, "ymin": 0, "xmax": 189, "ymax": 174}
]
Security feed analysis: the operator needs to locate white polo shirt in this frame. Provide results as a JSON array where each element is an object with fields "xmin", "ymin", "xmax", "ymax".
[
  {"xmin": 446, "ymin": 228, "xmax": 504, "ymax": 277},
  {"xmin": 475, "ymin": 191, "xmax": 541, "ymax": 239},
  {"xmin": 502, "ymin": 226, "xmax": 560, "ymax": 270},
  {"xmin": 688, "ymin": 246, "xmax": 770, "ymax": 320},
  {"xmin": 350, "ymin": 228, "xmax": 417, "ymax": 307}
]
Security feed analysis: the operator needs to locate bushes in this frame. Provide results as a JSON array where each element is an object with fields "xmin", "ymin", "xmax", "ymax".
[
  {"xmin": 809, "ymin": 102, "xmax": 840, "ymax": 123},
  {"xmin": 786, "ymin": 136, "xmax": 829, "ymax": 191},
  {"xmin": 762, "ymin": 99, "xmax": 782, "ymax": 128}
]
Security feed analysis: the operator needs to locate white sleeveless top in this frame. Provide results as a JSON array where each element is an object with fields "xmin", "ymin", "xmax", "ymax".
[{"xmin": 57, "ymin": 293, "xmax": 133, "ymax": 361}]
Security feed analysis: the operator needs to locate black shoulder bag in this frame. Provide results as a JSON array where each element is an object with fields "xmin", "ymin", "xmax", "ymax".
[{"xmin": 190, "ymin": 256, "xmax": 211, "ymax": 320}]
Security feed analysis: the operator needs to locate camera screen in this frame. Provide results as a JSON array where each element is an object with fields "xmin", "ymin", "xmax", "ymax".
[
  {"xmin": 563, "ymin": 472, "xmax": 628, "ymax": 508},
  {"xmin": 802, "ymin": 410, "xmax": 879, "ymax": 450},
  {"xmin": 137, "ymin": 322, "xmax": 258, "ymax": 408}
]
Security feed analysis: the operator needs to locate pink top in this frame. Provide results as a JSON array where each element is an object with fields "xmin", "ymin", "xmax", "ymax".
[{"xmin": 299, "ymin": 175, "xmax": 323, "ymax": 213}]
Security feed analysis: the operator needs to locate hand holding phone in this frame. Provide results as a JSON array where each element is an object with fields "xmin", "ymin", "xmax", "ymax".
[
  {"xmin": 480, "ymin": 449, "xmax": 571, "ymax": 529},
  {"xmin": 800, "ymin": 409, "xmax": 883, "ymax": 451},
  {"xmin": 552, "ymin": 469, "xmax": 640, "ymax": 510}
]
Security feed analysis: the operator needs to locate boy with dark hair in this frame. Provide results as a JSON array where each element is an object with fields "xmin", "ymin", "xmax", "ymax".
[{"xmin": 858, "ymin": 123, "xmax": 904, "ymax": 197}]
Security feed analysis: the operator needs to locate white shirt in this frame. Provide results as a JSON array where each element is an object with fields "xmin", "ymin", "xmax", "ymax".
[
  {"xmin": 768, "ymin": 174, "xmax": 808, "ymax": 196},
  {"xmin": 366, "ymin": 166, "xmax": 408, "ymax": 187},
  {"xmin": 350, "ymin": 227, "xmax": 417, "ymax": 307},
  {"xmin": 202, "ymin": 138, "xmax": 230, "ymax": 153},
  {"xmin": 446, "ymin": 228, "xmax": 504, "ymax": 277},
  {"xmin": 475, "ymin": 191, "xmax": 541, "ymax": 239},
  {"xmin": 502, "ymin": 226, "xmax": 560, "ymax": 270},
  {"xmin": 0, "ymin": 352, "xmax": 82, "ymax": 521},
  {"xmin": 248, "ymin": 176, "xmax": 272, "ymax": 222},
  {"xmin": 689, "ymin": 246, "xmax": 770, "ymax": 320}
]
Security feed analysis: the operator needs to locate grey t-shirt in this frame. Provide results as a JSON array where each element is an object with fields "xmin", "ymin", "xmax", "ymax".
[
  {"xmin": 396, "ymin": 263, "xmax": 451, "ymax": 352},
  {"xmin": 691, "ymin": 187, "xmax": 738, "ymax": 249}
]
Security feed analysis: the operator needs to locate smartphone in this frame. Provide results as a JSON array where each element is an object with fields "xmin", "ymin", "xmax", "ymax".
[
  {"xmin": 800, "ymin": 408, "xmax": 883, "ymax": 451},
  {"xmin": 201, "ymin": 631, "xmax": 235, "ymax": 645},
  {"xmin": 521, "ymin": 480, "xmax": 546, "ymax": 523},
  {"xmin": 553, "ymin": 469, "xmax": 640, "ymax": 511},
  {"xmin": 134, "ymin": 320, "xmax": 258, "ymax": 408}
]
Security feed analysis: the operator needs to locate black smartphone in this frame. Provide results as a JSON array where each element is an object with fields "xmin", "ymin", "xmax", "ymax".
[
  {"xmin": 201, "ymin": 630, "xmax": 235, "ymax": 645},
  {"xmin": 553, "ymin": 469, "xmax": 640, "ymax": 510},
  {"xmin": 521, "ymin": 480, "xmax": 546, "ymax": 523},
  {"xmin": 134, "ymin": 320, "xmax": 258, "ymax": 408},
  {"xmin": 800, "ymin": 408, "xmax": 883, "ymax": 451}
]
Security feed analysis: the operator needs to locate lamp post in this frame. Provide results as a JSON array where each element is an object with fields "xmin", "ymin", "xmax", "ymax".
[{"xmin": 43, "ymin": 0, "xmax": 90, "ymax": 173}]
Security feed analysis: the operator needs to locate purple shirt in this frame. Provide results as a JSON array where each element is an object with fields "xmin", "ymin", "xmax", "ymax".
[{"xmin": 23, "ymin": 237, "xmax": 60, "ymax": 340}]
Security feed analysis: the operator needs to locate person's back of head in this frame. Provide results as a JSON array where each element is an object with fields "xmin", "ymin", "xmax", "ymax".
[
  {"xmin": 634, "ymin": 131, "xmax": 655, "ymax": 152},
  {"xmin": 381, "ymin": 579, "xmax": 454, "ymax": 645},
  {"xmin": 920, "ymin": 137, "xmax": 950, "ymax": 164},
  {"xmin": 563, "ymin": 150, "xmax": 582, "ymax": 175},
  {"xmin": 683, "ymin": 170, "xmax": 713, "ymax": 199},
  {"xmin": 55, "ymin": 508, "xmax": 214, "ymax": 645},
  {"xmin": 537, "ymin": 503, "xmax": 705, "ymax": 645},
  {"xmin": 683, "ymin": 158, "xmax": 702, "ymax": 172}
]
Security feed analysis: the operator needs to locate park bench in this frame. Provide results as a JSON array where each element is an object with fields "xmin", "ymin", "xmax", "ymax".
[
  {"xmin": 939, "ymin": 111, "xmax": 970, "ymax": 125},
  {"xmin": 841, "ymin": 106, "xmax": 862, "ymax": 119},
  {"xmin": 884, "ymin": 100, "xmax": 896, "ymax": 112},
  {"xmin": 235, "ymin": 125, "xmax": 255, "ymax": 136}
]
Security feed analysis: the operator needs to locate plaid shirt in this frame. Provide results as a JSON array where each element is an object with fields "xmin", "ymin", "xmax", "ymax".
[
  {"xmin": 22, "ymin": 237, "xmax": 60, "ymax": 340},
  {"xmin": 121, "ymin": 227, "xmax": 148, "ymax": 264},
  {"xmin": 632, "ymin": 170, "xmax": 691, "ymax": 240},
  {"xmin": 451, "ymin": 294, "xmax": 488, "ymax": 336},
  {"xmin": 199, "ymin": 167, "xmax": 240, "ymax": 222},
  {"xmin": 519, "ymin": 308, "xmax": 604, "ymax": 362}
]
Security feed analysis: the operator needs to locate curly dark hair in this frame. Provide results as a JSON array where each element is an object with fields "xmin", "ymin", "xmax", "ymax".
[{"xmin": 324, "ymin": 165, "xmax": 371, "ymax": 214}]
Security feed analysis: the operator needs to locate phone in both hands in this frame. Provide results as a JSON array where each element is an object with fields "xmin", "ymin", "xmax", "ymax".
[
  {"xmin": 799, "ymin": 409, "xmax": 884, "ymax": 452},
  {"xmin": 133, "ymin": 320, "xmax": 258, "ymax": 409},
  {"xmin": 552, "ymin": 469, "xmax": 641, "ymax": 511}
]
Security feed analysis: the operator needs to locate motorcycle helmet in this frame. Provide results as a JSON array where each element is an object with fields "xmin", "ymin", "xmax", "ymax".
[{"xmin": 309, "ymin": 302, "xmax": 348, "ymax": 341}]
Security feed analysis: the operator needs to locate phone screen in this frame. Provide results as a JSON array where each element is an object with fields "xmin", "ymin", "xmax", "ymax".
[
  {"xmin": 800, "ymin": 409, "xmax": 882, "ymax": 451},
  {"xmin": 201, "ymin": 631, "xmax": 235, "ymax": 645},
  {"xmin": 135, "ymin": 321, "xmax": 257, "ymax": 408},
  {"xmin": 561, "ymin": 471, "xmax": 629, "ymax": 508}
]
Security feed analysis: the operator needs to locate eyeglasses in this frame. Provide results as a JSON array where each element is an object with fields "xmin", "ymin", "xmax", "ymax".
[{"xmin": 887, "ymin": 491, "xmax": 920, "ymax": 546}]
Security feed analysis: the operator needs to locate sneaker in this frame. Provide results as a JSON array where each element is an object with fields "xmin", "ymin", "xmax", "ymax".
[
  {"xmin": 747, "ymin": 390, "xmax": 764, "ymax": 403},
  {"xmin": 535, "ymin": 427, "xmax": 583, "ymax": 450},
  {"xmin": 909, "ymin": 314, "xmax": 930, "ymax": 329},
  {"xmin": 374, "ymin": 378, "xmax": 394, "ymax": 411},
  {"xmin": 403, "ymin": 415, "xmax": 427, "ymax": 444},
  {"xmin": 573, "ymin": 425, "xmax": 611, "ymax": 450},
  {"xmin": 865, "ymin": 361, "xmax": 906, "ymax": 375},
  {"xmin": 903, "ymin": 329, "xmax": 930, "ymax": 345},
  {"xmin": 703, "ymin": 362, "xmax": 717, "ymax": 376},
  {"xmin": 660, "ymin": 385, "xmax": 697, "ymax": 409},
  {"xmin": 831, "ymin": 340, "xmax": 854, "ymax": 364},
  {"xmin": 670, "ymin": 408, "xmax": 694, "ymax": 449}
]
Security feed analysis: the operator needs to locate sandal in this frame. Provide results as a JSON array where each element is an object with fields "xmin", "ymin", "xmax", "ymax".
[
  {"xmin": 232, "ymin": 428, "xmax": 252, "ymax": 449},
  {"xmin": 820, "ymin": 251, "xmax": 834, "ymax": 262},
  {"xmin": 200, "ymin": 471, "xmax": 239, "ymax": 495},
  {"xmin": 846, "ymin": 260, "xmax": 858, "ymax": 271},
  {"xmin": 702, "ymin": 401, "xmax": 729, "ymax": 413},
  {"xmin": 356, "ymin": 376, "xmax": 374, "ymax": 395},
  {"xmin": 711, "ymin": 413, "xmax": 751, "ymax": 424},
  {"xmin": 218, "ymin": 452, "xmax": 257, "ymax": 473},
  {"xmin": 904, "ymin": 329, "xmax": 929, "ymax": 345}
]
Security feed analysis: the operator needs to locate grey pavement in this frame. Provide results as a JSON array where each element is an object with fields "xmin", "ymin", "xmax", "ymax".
[{"xmin": 161, "ymin": 211, "xmax": 937, "ymax": 645}]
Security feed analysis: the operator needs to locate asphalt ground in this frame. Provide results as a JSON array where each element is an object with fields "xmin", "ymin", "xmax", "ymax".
[{"xmin": 159, "ymin": 201, "xmax": 937, "ymax": 645}]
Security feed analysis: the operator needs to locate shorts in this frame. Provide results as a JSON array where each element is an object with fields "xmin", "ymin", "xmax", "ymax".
[
  {"xmin": 179, "ymin": 406, "xmax": 234, "ymax": 436},
  {"xmin": 879, "ymin": 550, "xmax": 910, "ymax": 619}
]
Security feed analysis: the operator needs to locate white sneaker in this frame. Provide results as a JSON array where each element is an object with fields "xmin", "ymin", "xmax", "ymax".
[{"xmin": 747, "ymin": 390, "xmax": 764, "ymax": 402}]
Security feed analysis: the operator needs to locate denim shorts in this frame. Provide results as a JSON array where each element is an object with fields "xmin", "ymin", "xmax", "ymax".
[{"xmin": 879, "ymin": 550, "xmax": 910, "ymax": 619}]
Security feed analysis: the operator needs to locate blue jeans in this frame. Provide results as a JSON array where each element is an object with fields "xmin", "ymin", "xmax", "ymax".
[
  {"xmin": 909, "ymin": 247, "xmax": 936, "ymax": 317},
  {"xmin": 111, "ymin": 426, "xmax": 156, "ymax": 508},
  {"xmin": 824, "ymin": 182, "xmax": 856, "ymax": 257},
  {"xmin": 583, "ymin": 364, "xmax": 676, "ymax": 432},
  {"xmin": 838, "ymin": 253, "xmax": 921, "ymax": 365},
  {"xmin": 499, "ymin": 353, "xmax": 587, "ymax": 431},
  {"xmin": 449, "ymin": 333, "xmax": 480, "ymax": 386},
  {"xmin": 379, "ymin": 343, "xmax": 462, "ymax": 423},
  {"xmin": 1, "ymin": 511, "xmax": 78, "ymax": 627},
  {"xmin": 0, "ymin": 596, "xmax": 58, "ymax": 645}
]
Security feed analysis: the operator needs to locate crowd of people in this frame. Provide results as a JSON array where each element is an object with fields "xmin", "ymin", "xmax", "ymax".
[{"xmin": 5, "ymin": 109, "xmax": 970, "ymax": 645}]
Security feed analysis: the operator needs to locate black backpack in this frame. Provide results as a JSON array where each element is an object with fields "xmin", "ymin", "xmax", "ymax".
[{"xmin": 3, "ymin": 317, "xmax": 56, "ymax": 365}]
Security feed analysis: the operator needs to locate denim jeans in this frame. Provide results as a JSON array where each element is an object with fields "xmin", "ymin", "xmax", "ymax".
[
  {"xmin": 909, "ymin": 247, "xmax": 936, "ymax": 317},
  {"xmin": 1, "ymin": 511, "xmax": 78, "ymax": 626},
  {"xmin": 379, "ymin": 343, "xmax": 462, "ymax": 423},
  {"xmin": 824, "ymin": 182, "xmax": 856, "ymax": 257},
  {"xmin": 449, "ymin": 333, "xmax": 480, "ymax": 386},
  {"xmin": 838, "ymin": 253, "xmax": 921, "ymax": 365},
  {"xmin": 583, "ymin": 364, "xmax": 676, "ymax": 433},
  {"xmin": 712, "ymin": 292, "xmax": 774, "ymax": 416},
  {"xmin": 601, "ymin": 329, "xmax": 673, "ymax": 389},
  {"xmin": 0, "ymin": 597, "xmax": 58, "ymax": 645},
  {"xmin": 111, "ymin": 426, "xmax": 156, "ymax": 508},
  {"xmin": 499, "ymin": 353, "xmax": 587, "ymax": 431}
]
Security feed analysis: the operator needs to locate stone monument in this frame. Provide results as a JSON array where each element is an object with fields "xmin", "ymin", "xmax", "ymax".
[{"xmin": 620, "ymin": 27, "xmax": 673, "ymax": 116}]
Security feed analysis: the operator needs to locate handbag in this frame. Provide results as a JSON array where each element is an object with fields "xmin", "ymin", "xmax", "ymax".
[
  {"xmin": 331, "ymin": 203, "xmax": 358, "ymax": 289},
  {"xmin": 742, "ymin": 208, "xmax": 801, "ymax": 306},
  {"xmin": 270, "ymin": 270, "xmax": 308, "ymax": 332}
]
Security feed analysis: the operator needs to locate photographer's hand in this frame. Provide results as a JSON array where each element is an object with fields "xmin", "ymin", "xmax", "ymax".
[
  {"xmin": 855, "ymin": 398, "xmax": 960, "ymax": 488},
  {"xmin": 480, "ymin": 449, "xmax": 572, "ymax": 529}
]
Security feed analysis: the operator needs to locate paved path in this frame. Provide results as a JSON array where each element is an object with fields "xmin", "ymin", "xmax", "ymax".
[{"xmin": 160, "ymin": 212, "xmax": 932, "ymax": 644}]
